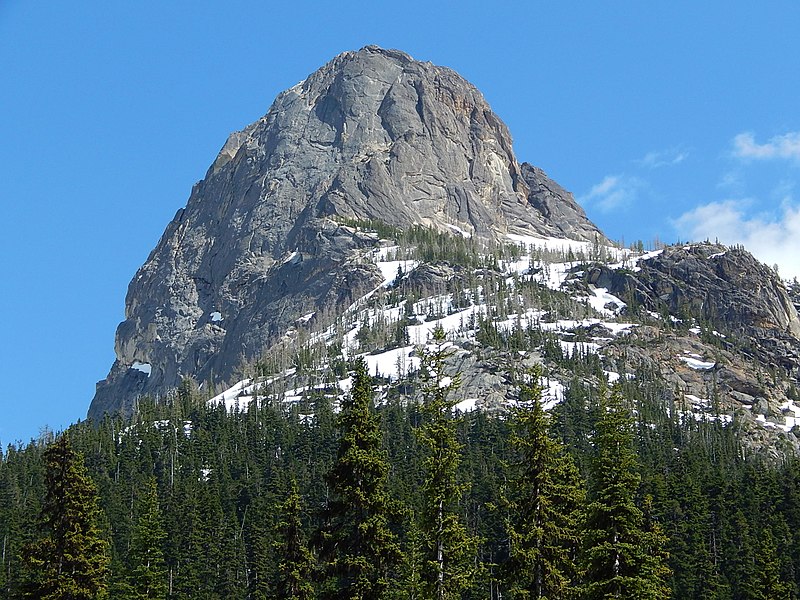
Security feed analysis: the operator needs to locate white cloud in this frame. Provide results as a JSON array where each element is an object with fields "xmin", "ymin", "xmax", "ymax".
[
  {"xmin": 580, "ymin": 174, "xmax": 645, "ymax": 212},
  {"xmin": 637, "ymin": 149, "xmax": 688, "ymax": 169},
  {"xmin": 673, "ymin": 199, "xmax": 800, "ymax": 279},
  {"xmin": 716, "ymin": 170, "xmax": 744, "ymax": 192},
  {"xmin": 733, "ymin": 132, "xmax": 800, "ymax": 161}
]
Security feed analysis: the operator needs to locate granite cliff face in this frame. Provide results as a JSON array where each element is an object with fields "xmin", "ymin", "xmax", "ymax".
[
  {"xmin": 89, "ymin": 46, "xmax": 604, "ymax": 418},
  {"xmin": 590, "ymin": 244, "xmax": 800, "ymax": 371},
  {"xmin": 89, "ymin": 46, "xmax": 800, "ymax": 456}
]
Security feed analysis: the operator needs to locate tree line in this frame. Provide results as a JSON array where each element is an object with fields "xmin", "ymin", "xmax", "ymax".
[{"xmin": 2, "ymin": 333, "xmax": 799, "ymax": 598}]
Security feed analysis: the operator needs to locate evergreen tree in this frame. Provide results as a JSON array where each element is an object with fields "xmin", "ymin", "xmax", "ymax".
[
  {"xmin": 662, "ymin": 451, "xmax": 725, "ymax": 599},
  {"xmin": 20, "ymin": 435, "xmax": 110, "ymax": 600},
  {"xmin": 246, "ymin": 494, "xmax": 277, "ymax": 600},
  {"xmin": 316, "ymin": 358, "xmax": 402, "ymax": 599},
  {"xmin": 501, "ymin": 370, "xmax": 584, "ymax": 599},
  {"xmin": 125, "ymin": 477, "xmax": 168, "ymax": 599},
  {"xmin": 415, "ymin": 326, "xmax": 481, "ymax": 600},
  {"xmin": 8, "ymin": 351, "xmax": 800, "ymax": 598},
  {"xmin": 747, "ymin": 527, "xmax": 795, "ymax": 600},
  {"xmin": 274, "ymin": 478, "xmax": 315, "ymax": 600},
  {"xmin": 398, "ymin": 519, "xmax": 425, "ymax": 600},
  {"xmin": 579, "ymin": 388, "xmax": 670, "ymax": 600}
]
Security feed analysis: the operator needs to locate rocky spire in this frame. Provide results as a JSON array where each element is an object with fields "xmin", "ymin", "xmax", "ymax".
[{"xmin": 89, "ymin": 46, "xmax": 605, "ymax": 418}]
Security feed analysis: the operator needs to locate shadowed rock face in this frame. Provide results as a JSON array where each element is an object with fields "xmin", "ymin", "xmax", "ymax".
[
  {"xmin": 89, "ymin": 46, "xmax": 605, "ymax": 418},
  {"xmin": 591, "ymin": 244, "xmax": 800, "ymax": 371}
]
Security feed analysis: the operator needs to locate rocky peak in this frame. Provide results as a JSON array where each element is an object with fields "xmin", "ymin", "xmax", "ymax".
[
  {"xmin": 203, "ymin": 45, "xmax": 603, "ymax": 244},
  {"xmin": 89, "ymin": 46, "xmax": 605, "ymax": 418},
  {"xmin": 591, "ymin": 243, "xmax": 800, "ymax": 372}
]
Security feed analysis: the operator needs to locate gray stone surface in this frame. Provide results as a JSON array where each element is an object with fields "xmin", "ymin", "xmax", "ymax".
[
  {"xmin": 89, "ymin": 46, "xmax": 606, "ymax": 418},
  {"xmin": 589, "ymin": 243, "xmax": 800, "ymax": 374},
  {"xmin": 520, "ymin": 163, "xmax": 604, "ymax": 241}
]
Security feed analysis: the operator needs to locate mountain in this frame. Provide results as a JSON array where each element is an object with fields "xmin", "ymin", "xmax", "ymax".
[
  {"xmin": 7, "ymin": 45, "xmax": 800, "ymax": 599},
  {"xmin": 88, "ymin": 47, "xmax": 800, "ymax": 457},
  {"xmin": 89, "ymin": 46, "xmax": 603, "ymax": 418}
]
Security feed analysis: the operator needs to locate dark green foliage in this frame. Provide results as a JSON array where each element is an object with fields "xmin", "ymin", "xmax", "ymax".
[
  {"xmin": 501, "ymin": 370, "xmax": 584, "ymax": 599},
  {"xmin": 4, "ymin": 356, "xmax": 800, "ymax": 599},
  {"xmin": 274, "ymin": 478, "xmax": 315, "ymax": 600},
  {"xmin": 316, "ymin": 358, "xmax": 402, "ymax": 599},
  {"xmin": 415, "ymin": 326, "xmax": 482, "ymax": 599},
  {"xmin": 20, "ymin": 435, "xmax": 110, "ymax": 599},
  {"xmin": 579, "ymin": 388, "xmax": 670, "ymax": 599},
  {"xmin": 124, "ymin": 477, "xmax": 168, "ymax": 599}
]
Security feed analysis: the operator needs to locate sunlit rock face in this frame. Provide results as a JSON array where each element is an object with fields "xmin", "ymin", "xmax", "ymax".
[{"xmin": 89, "ymin": 46, "xmax": 604, "ymax": 418}]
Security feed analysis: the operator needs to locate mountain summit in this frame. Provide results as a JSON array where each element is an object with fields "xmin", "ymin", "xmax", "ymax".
[{"xmin": 89, "ymin": 46, "xmax": 604, "ymax": 417}]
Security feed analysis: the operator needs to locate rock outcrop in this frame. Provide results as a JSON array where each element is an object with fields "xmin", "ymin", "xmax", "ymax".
[
  {"xmin": 590, "ymin": 243, "xmax": 800, "ymax": 373},
  {"xmin": 89, "ymin": 46, "xmax": 605, "ymax": 418}
]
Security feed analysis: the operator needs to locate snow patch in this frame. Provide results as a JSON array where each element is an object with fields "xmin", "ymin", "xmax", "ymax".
[
  {"xmin": 374, "ymin": 245, "xmax": 400, "ymax": 260},
  {"xmin": 639, "ymin": 249, "xmax": 664, "ymax": 262},
  {"xmin": 446, "ymin": 223, "xmax": 472, "ymax": 238},
  {"xmin": 364, "ymin": 346, "xmax": 419, "ymax": 380},
  {"xmin": 131, "ymin": 361, "xmax": 152, "ymax": 376},
  {"xmin": 507, "ymin": 234, "xmax": 590, "ymax": 254},
  {"xmin": 776, "ymin": 400, "xmax": 800, "ymax": 432},
  {"xmin": 282, "ymin": 250, "xmax": 302, "ymax": 265},
  {"xmin": 679, "ymin": 355, "xmax": 715, "ymax": 370},
  {"xmin": 407, "ymin": 303, "xmax": 486, "ymax": 344},
  {"xmin": 541, "ymin": 378, "xmax": 564, "ymax": 411},
  {"xmin": 210, "ymin": 311, "xmax": 223, "ymax": 322},
  {"xmin": 376, "ymin": 259, "xmax": 419, "ymax": 287},
  {"xmin": 208, "ymin": 378, "xmax": 254, "ymax": 409},
  {"xmin": 454, "ymin": 397, "xmax": 477, "ymax": 413},
  {"xmin": 560, "ymin": 340, "xmax": 601, "ymax": 356},
  {"xmin": 586, "ymin": 287, "xmax": 626, "ymax": 315}
]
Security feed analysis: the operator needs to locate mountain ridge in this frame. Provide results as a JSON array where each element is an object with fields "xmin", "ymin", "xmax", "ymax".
[
  {"xmin": 88, "ymin": 47, "xmax": 800, "ymax": 459},
  {"xmin": 89, "ymin": 46, "xmax": 604, "ymax": 418}
]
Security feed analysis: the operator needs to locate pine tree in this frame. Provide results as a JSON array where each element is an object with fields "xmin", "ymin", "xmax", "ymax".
[
  {"xmin": 415, "ymin": 326, "xmax": 481, "ymax": 600},
  {"xmin": 125, "ymin": 477, "xmax": 168, "ymax": 599},
  {"xmin": 20, "ymin": 435, "xmax": 110, "ymax": 600},
  {"xmin": 579, "ymin": 388, "xmax": 670, "ymax": 600},
  {"xmin": 663, "ymin": 451, "xmax": 725, "ymax": 598},
  {"xmin": 274, "ymin": 478, "xmax": 315, "ymax": 600},
  {"xmin": 501, "ymin": 370, "xmax": 584, "ymax": 599},
  {"xmin": 747, "ymin": 527, "xmax": 794, "ymax": 600},
  {"xmin": 246, "ymin": 494, "xmax": 277, "ymax": 600},
  {"xmin": 316, "ymin": 358, "xmax": 402, "ymax": 600}
]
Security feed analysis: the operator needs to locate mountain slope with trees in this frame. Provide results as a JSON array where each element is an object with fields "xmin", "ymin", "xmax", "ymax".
[{"xmin": 4, "ymin": 355, "xmax": 800, "ymax": 598}]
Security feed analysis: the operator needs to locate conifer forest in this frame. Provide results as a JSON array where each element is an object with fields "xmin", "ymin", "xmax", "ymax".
[{"xmin": 3, "ymin": 330, "xmax": 800, "ymax": 599}]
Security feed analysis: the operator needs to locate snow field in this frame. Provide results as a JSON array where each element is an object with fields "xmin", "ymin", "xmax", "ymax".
[
  {"xmin": 679, "ymin": 353, "xmax": 716, "ymax": 370},
  {"xmin": 208, "ymin": 234, "xmax": 668, "ymax": 418}
]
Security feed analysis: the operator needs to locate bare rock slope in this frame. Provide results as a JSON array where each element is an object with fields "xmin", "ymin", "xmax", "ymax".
[{"xmin": 89, "ymin": 46, "xmax": 604, "ymax": 418}]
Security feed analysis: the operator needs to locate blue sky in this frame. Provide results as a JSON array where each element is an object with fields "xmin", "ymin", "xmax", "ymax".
[{"xmin": 2, "ymin": 1, "xmax": 800, "ymax": 445}]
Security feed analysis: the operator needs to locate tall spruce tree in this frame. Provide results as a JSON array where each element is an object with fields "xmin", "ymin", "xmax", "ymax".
[
  {"xmin": 316, "ymin": 358, "xmax": 402, "ymax": 599},
  {"xmin": 274, "ymin": 478, "xmax": 315, "ymax": 600},
  {"xmin": 21, "ymin": 435, "xmax": 110, "ymax": 600},
  {"xmin": 415, "ymin": 326, "xmax": 481, "ymax": 600},
  {"xmin": 579, "ymin": 388, "xmax": 670, "ymax": 600},
  {"xmin": 125, "ymin": 477, "xmax": 168, "ymax": 599},
  {"xmin": 501, "ymin": 370, "xmax": 584, "ymax": 599},
  {"xmin": 246, "ymin": 493, "xmax": 277, "ymax": 600},
  {"xmin": 747, "ymin": 527, "xmax": 794, "ymax": 600}
]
